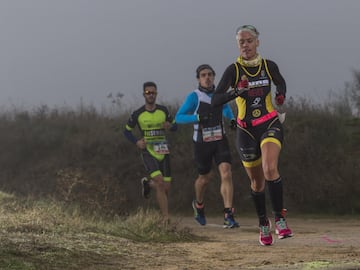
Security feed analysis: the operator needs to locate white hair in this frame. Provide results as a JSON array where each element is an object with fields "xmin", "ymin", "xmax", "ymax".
[{"xmin": 235, "ymin": 25, "xmax": 259, "ymax": 40}]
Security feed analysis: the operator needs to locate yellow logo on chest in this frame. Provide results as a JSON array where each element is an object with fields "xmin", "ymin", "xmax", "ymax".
[{"xmin": 252, "ymin": 109, "xmax": 261, "ymax": 118}]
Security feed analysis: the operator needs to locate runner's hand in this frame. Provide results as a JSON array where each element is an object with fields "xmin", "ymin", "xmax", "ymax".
[
  {"xmin": 163, "ymin": 121, "xmax": 171, "ymax": 130},
  {"xmin": 234, "ymin": 78, "xmax": 249, "ymax": 96},
  {"xmin": 275, "ymin": 93, "xmax": 285, "ymax": 105},
  {"xmin": 136, "ymin": 138, "xmax": 146, "ymax": 149},
  {"xmin": 238, "ymin": 79, "xmax": 249, "ymax": 89}
]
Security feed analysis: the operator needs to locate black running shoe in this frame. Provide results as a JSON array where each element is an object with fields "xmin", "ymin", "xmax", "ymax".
[{"xmin": 141, "ymin": 177, "xmax": 151, "ymax": 199}]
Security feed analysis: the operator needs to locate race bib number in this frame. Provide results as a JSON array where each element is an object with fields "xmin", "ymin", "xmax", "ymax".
[
  {"xmin": 153, "ymin": 142, "xmax": 170, "ymax": 154},
  {"xmin": 202, "ymin": 125, "xmax": 223, "ymax": 142}
]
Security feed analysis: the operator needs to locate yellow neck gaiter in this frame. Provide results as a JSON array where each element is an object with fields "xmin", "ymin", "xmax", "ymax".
[{"xmin": 237, "ymin": 54, "xmax": 262, "ymax": 67}]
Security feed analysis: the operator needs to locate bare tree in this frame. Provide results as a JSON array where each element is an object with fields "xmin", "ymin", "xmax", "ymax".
[{"xmin": 350, "ymin": 69, "xmax": 360, "ymax": 116}]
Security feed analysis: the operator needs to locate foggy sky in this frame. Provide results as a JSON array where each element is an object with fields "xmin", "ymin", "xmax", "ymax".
[{"xmin": 1, "ymin": 0, "xmax": 359, "ymax": 111}]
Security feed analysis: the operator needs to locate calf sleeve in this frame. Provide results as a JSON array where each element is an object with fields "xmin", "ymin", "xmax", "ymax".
[
  {"xmin": 267, "ymin": 177, "xmax": 284, "ymax": 218},
  {"xmin": 251, "ymin": 190, "xmax": 267, "ymax": 225}
]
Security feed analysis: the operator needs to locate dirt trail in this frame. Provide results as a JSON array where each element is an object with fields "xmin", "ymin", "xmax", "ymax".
[{"xmin": 121, "ymin": 216, "xmax": 360, "ymax": 270}]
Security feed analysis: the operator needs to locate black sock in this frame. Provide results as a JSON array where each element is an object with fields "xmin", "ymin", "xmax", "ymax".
[
  {"xmin": 251, "ymin": 190, "xmax": 267, "ymax": 225},
  {"xmin": 267, "ymin": 177, "xmax": 283, "ymax": 218},
  {"xmin": 224, "ymin": 207, "xmax": 232, "ymax": 214}
]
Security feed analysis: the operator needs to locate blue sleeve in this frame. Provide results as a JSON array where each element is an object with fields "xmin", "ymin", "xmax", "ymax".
[
  {"xmin": 175, "ymin": 92, "xmax": 200, "ymax": 124},
  {"xmin": 222, "ymin": 103, "xmax": 235, "ymax": 120}
]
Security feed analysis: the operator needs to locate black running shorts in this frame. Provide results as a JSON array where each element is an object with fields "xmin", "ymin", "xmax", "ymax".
[
  {"xmin": 193, "ymin": 137, "xmax": 232, "ymax": 175},
  {"xmin": 235, "ymin": 117, "xmax": 283, "ymax": 168},
  {"xmin": 141, "ymin": 151, "xmax": 171, "ymax": 182}
]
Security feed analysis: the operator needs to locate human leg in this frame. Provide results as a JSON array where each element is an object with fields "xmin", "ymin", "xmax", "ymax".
[
  {"xmin": 215, "ymin": 138, "xmax": 233, "ymax": 209},
  {"xmin": 261, "ymin": 139, "xmax": 292, "ymax": 239},
  {"xmin": 193, "ymin": 141, "xmax": 213, "ymax": 204},
  {"xmin": 192, "ymin": 173, "xmax": 210, "ymax": 225},
  {"xmin": 261, "ymin": 141, "xmax": 283, "ymax": 216},
  {"xmin": 260, "ymin": 121, "xmax": 285, "ymax": 216},
  {"xmin": 141, "ymin": 176, "xmax": 169, "ymax": 199},
  {"xmin": 218, "ymin": 162, "xmax": 233, "ymax": 208},
  {"xmin": 160, "ymin": 154, "xmax": 172, "ymax": 196},
  {"xmin": 192, "ymin": 142, "xmax": 213, "ymax": 225},
  {"xmin": 246, "ymin": 165, "xmax": 267, "ymax": 222},
  {"xmin": 261, "ymin": 140, "xmax": 281, "ymax": 180},
  {"xmin": 218, "ymin": 162, "xmax": 239, "ymax": 228},
  {"xmin": 151, "ymin": 173, "xmax": 169, "ymax": 221},
  {"xmin": 215, "ymin": 138, "xmax": 238, "ymax": 227},
  {"xmin": 236, "ymin": 128, "xmax": 272, "ymax": 242},
  {"xmin": 194, "ymin": 173, "xmax": 211, "ymax": 204},
  {"xmin": 266, "ymin": 176, "xmax": 293, "ymax": 239},
  {"xmin": 141, "ymin": 151, "xmax": 170, "ymax": 221},
  {"xmin": 245, "ymin": 165, "xmax": 273, "ymax": 245}
]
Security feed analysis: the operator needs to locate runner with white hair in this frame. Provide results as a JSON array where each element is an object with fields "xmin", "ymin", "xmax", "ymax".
[{"xmin": 212, "ymin": 25, "xmax": 293, "ymax": 245}]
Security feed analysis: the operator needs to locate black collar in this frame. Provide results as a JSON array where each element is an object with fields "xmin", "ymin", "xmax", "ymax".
[{"xmin": 198, "ymin": 85, "xmax": 215, "ymax": 93}]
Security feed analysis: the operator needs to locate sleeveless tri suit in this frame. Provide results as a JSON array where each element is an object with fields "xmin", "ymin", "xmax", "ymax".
[{"xmin": 213, "ymin": 58, "xmax": 287, "ymax": 168}]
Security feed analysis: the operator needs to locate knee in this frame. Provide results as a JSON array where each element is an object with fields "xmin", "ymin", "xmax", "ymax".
[
  {"xmin": 251, "ymin": 181, "xmax": 265, "ymax": 192},
  {"xmin": 197, "ymin": 174, "xmax": 210, "ymax": 185},
  {"xmin": 219, "ymin": 163, "xmax": 232, "ymax": 181},
  {"xmin": 221, "ymin": 169, "xmax": 232, "ymax": 182},
  {"xmin": 262, "ymin": 164, "xmax": 278, "ymax": 180},
  {"xmin": 249, "ymin": 175, "xmax": 265, "ymax": 192},
  {"xmin": 152, "ymin": 177, "xmax": 166, "ymax": 190}
]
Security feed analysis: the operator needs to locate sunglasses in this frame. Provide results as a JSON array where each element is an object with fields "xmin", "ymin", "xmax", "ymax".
[
  {"xmin": 144, "ymin": 90, "xmax": 157, "ymax": 95},
  {"xmin": 200, "ymin": 72, "xmax": 214, "ymax": 78}
]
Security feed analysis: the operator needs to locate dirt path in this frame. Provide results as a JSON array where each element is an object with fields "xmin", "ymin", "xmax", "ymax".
[{"xmin": 120, "ymin": 216, "xmax": 360, "ymax": 270}]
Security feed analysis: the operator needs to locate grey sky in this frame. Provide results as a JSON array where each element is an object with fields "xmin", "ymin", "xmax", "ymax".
[{"xmin": 1, "ymin": 0, "xmax": 359, "ymax": 110}]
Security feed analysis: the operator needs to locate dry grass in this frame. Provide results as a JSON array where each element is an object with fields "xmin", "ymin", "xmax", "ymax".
[
  {"xmin": 0, "ymin": 191, "xmax": 198, "ymax": 270},
  {"xmin": 0, "ymin": 102, "xmax": 359, "ymax": 215}
]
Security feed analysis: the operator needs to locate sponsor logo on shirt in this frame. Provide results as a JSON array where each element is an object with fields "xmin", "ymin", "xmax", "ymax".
[{"xmin": 249, "ymin": 79, "xmax": 269, "ymax": 88}]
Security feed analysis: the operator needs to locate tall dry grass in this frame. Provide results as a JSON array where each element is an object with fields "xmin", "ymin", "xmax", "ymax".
[
  {"xmin": 0, "ymin": 94, "xmax": 359, "ymax": 216},
  {"xmin": 0, "ymin": 191, "xmax": 198, "ymax": 269}
]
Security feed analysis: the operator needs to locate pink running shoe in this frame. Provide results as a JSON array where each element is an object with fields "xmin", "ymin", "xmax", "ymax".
[
  {"xmin": 275, "ymin": 217, "xmax": 293, "ymax": 239},
  {"xmin": 259, "ymin": 219, "xmax": 274, "ymax": 246}
]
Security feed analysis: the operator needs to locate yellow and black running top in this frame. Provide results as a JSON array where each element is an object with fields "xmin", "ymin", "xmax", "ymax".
[
  {"xmin": 212, "ymin": 57, "xmax": 286, "ymax": 126},
  {"xmin": 124, "ymin": 104, "xmax": 176, "ymax": 160}
]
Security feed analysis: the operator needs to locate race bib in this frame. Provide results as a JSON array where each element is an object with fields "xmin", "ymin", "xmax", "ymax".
[
  {"xmin": 202, "ymin": 125, "xmax": 223, "ymax": 142},
  {"xmin": 153, "ymin": 141, "xmax": 170, "ymax": 154}
]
